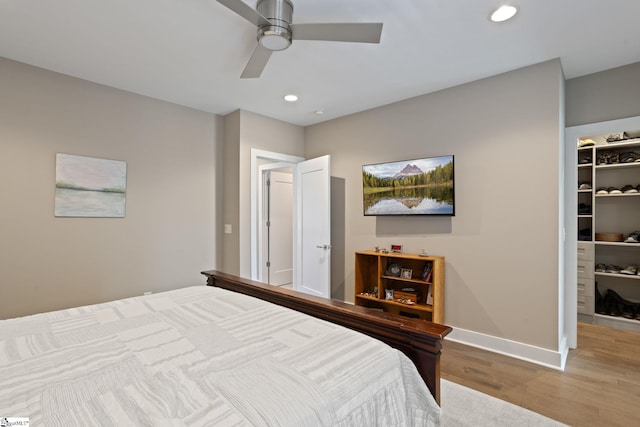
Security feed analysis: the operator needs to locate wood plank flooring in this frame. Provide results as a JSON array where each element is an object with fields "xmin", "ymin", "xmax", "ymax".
[{"xmin": 440, "ymin": 322, "xmax": 640, "ymax": 426}]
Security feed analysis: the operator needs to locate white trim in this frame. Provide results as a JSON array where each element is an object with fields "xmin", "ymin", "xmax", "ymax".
[
  {"xmin": 446, "ymin": 327, "xmax": 567, "ymax": 371},
  {"xmin": 257, "ymin": 162, "xmax": 297, "ymax": 282},
  {"xmin": 558, "ymin": 334, "xmax": 569, "ymax": 369},
  {"xmin": 558, "ymin": 80, "xmax": 567, "ymax": 359},
  {"xmin": 250, "ymin": 149, "xmax": 304, "ymax": 281},
  {"xmin": 564, "ymin": 125, "xmax": 577, "ymax": 349},
  {"xmin": 257, "ymin": 168, "xmax": 269, "ymax": 283}
]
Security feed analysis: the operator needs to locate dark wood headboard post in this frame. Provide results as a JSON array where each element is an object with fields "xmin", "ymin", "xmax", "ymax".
[{"xmin": 202, "ymin": 270, "xmax": 452, "ymax": 404}]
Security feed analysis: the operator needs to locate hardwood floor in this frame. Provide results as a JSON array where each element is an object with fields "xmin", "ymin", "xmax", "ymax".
[{"xmin": 441, "ymin": 322, "xmax": 640, "ymax": 426}]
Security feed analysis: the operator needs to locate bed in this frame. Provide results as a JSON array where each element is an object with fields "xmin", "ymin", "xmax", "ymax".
[{"xmin": 0, "ymin": 272, "xmax": 451, "ymax": 426}]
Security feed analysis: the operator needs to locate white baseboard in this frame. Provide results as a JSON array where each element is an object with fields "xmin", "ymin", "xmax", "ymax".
[
  {"xmin": 446, "ymin": 327, "xmax": 568, "ymax": 371},
  {"xmin": 558, "ymin": 334, "xmax": 569, "ymax": 369}
]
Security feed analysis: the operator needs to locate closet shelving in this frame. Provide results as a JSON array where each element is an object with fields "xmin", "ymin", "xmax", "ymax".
[{"xmin": 577, "ymin": 133, "xmax": 640, "ymax": 332}]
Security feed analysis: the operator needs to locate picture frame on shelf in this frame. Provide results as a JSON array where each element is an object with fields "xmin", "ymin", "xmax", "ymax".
[
  {"xmin": 386, "ymin": 263, "xmax": 402, "ymax": 277},
  {"xmin": 401, "ymin": 268, "xmax": 413, "ymax": 279},
  {"xmin": 390, "ymin": 244, "xmax": 403, "ymax": 253},
  {"xmin": 385, "ymin": 289, "xmax": 394, "ymax": 300}
]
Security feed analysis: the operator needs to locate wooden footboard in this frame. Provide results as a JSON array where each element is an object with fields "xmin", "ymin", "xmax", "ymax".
[{"xmin": 201, "ymin": 270, "xmax": 452, "ymax": 404}]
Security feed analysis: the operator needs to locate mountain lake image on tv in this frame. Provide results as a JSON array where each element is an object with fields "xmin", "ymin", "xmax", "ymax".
[{"xmin": 362, "ymin": 155, "xmax": 454, "ymax": 216}]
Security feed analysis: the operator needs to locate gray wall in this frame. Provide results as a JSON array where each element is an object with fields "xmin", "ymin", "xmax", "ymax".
[
  {"xmin": 0, "ymin": 58, "xmax": 220, "ymax": 319},
  {"xmin": 566, "ymin": 61, "xmax": 640, "ymax": 127},
  {"xmin": 7, "ymin": 50, "xmax": 637, "ymax": 354},
  {"xmin": 305, "ymin": 60, "xmax": 564, "ymax": 350},
  {"xmin": 222, "ymin": 110, "xmax": 241, "ymax": 275},
  {"xmin": 222, "ymin": 109, "xmax": 304, "ymax": 277}
]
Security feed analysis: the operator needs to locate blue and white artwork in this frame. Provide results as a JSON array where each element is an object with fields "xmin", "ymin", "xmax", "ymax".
[{"xmin": 55, "ymin": 153, "xmax": 127, "ymax": 217}]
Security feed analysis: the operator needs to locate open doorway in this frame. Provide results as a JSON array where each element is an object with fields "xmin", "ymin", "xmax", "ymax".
[
  {"xmin": 564, "ymin": 114, "xmax": 640, "ymax": 353},
  {"xmin": 250, "ymin": 149, "xmax": 332, "ymax": 298},
  {"xmin": 250, "ymin": 149, "xmax": 303, "ymax": 284},
  {"xmin": 261, "ymin": 168, "xmax": 293, "ymax": 286}
]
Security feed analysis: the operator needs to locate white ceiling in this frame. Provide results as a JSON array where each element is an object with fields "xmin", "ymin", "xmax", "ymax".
[{"xmin": 2, "ymin": 0, "xmax": 640, "ymax": 126}]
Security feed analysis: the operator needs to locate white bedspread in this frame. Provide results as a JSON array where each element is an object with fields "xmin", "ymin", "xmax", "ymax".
[{"xmin": 0, "ymin": 286, "xmax": 440, "ymax": 426}]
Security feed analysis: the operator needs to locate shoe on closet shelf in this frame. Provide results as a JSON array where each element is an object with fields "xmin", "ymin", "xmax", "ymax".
[
  {"xmin": 596, "ymin": 187, "xmax": 609, "ymax": 194},
  {"xmin": 595, "ymin": 284, "xmax": 607, "ymax": 314},
  {"xmin": 578, "ymin": 203, "xmax": 592, "ymax": 214},
  {"xmin": 578, "ymin": 228, "xmax": 592, "ymax": 241},
  {"xmin": 578, "ymin": 183, "xmax": 592, "ymax": 190},
  {"xmin": 578, "ymin": 138, "xmax": 595, "ymax": 147},
  {"xmin": 604, "ymin": 292, "xmax": 623, "ymax": 317},
  {"xmin": 620, "ymin": 265, "xmax": 638, "ymax": 275},
  {"xmin": 622, "ymin": 303, "xmax": 638, "ymax": 320},
  {"xmin": 619, "ymin": 151, "xmax": 640, "ymax": 163},
  {"xmin": 622, "ymin": 185, "xmax": 638, "ymax": 193},
  {"xmin": 605, "ymin": 289, "xmax": 639, "ymax": 320},
  {"xmin": 578, "ymin": 156, "xmax": 592, "ymax": 164},
  {"xmin": 608, "ymin": 187, "xmax": 623, "ymax": 194},
  {"xmin": 606, "ymin": 133, "xmax": 624, "ymax": 143},
  {"xmin": 595, "ymin": 263, "xmax": 606, "ymax": 273},
  {"xmin": 605, "ymin": 265, "xmax": 622, "ymax": 274},
  {"xmin": 597, "ymin": 152, "xmax": 611, "ymax": 165},
  {"xmin": 624, "ymin": 231, "xmax": 640, "ymax": 243}
]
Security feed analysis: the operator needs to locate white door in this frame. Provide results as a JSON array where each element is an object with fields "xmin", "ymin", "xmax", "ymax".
[
  {"xmin": 263, "ymin": 170, "xmax": 293, "ymax": 286},
  {"xmin": 294, "ymin": 155, "xmax": 331, "ymax": 298}
]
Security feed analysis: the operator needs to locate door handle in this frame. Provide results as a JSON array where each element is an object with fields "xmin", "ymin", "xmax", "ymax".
[{"xmin": 316, "ymin": 244, "xmax": 332, "ymax": 249}]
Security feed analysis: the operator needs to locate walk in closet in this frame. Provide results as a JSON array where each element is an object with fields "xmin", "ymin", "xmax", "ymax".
[{"xmin": 575, "ymin": 126, "xmax": 640, "ymax": 332}]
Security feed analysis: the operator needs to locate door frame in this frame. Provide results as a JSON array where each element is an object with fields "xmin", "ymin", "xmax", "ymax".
[
  {"xmin": 564, "ymin": 115, "xmax": 640, "ymax": 350},
  {"xmin": 250, "ymin": 149, "xmax": 304, "ymax": 281}
]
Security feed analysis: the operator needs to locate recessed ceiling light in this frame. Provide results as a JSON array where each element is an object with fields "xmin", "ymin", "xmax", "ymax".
[
  {"xmin": 490, "ymin": 5, "xmax": 518, "ymax": 22},
  {"xmin": 314, "ymin": 110, "xmax": 324, "ymax": 115},
  {"xmin": 284, "ymin": 94, "xmax": 298, "ymax": 102}
]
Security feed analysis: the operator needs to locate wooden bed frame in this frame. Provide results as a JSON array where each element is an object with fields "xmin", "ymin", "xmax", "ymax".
[{"xmin": 202, "ymin": 270, "xmax": 452, "ymax": 404}]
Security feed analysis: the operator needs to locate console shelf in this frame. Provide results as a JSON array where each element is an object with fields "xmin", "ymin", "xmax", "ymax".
[{"xmin": 354, "ymin": 251, "xmax": 444, "ymax": 323}]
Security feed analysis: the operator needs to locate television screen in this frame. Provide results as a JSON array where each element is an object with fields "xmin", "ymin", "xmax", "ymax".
[{"xmin": 362, "ymin": 155, "xmax": 455, "ymax": 216}]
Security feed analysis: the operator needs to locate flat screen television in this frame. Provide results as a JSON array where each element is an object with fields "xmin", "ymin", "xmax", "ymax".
[{"xmin": 362, "ymin": 155, "xmax": 455, "ymax": 216}]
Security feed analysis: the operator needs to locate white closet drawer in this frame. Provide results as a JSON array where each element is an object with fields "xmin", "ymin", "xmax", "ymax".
[
  {"xmin": 577, "ymin": 277, "xmax": 594, "ymax": 297},
  {"xmin": 577, "ymin": 260, "xmax": 594, "ymax": 279},
  {"xmin": 577, "ymin": 294, "xmax": 593, "ymax": 315},
  {"xmin": 577, "ymin": 292, "xmax": 585, "ymax": 309},
  {"xmin": 577, "ymin": 242, "xmax": 594, "ymax": 261},
  {"xmin": 577, "ymin": 283, "xmax": 595, "ymax": 315}
]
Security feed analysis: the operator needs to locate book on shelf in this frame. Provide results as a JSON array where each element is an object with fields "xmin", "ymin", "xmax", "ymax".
[
  {"xmin": 420, "ymin": 262, "xmax": 433, "ymax": 281},
  {"xmin": 424, "ymin": 270, "xmax": 433, "ymax": 283},
  {"xmin": 426, "ymin": 283, "xmax": 433, "ymax": 305}
]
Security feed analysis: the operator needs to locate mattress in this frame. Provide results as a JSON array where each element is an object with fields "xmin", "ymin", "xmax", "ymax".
[{"xmin": 0, "ymin": 286, "xmax": 440, "ymax": 426}]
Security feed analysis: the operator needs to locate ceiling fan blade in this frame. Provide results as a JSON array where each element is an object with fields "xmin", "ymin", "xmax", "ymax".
[
  {"xmin": 241, "ymin": 44, "xmax": 273, "ymax": 78},
  {"xmin": 217, "ymin": 0, "xmax": 271, "ymax": 27},
  {"xmin": 290, "ymin": 22, "xmax": 383, "ymax": 43}
]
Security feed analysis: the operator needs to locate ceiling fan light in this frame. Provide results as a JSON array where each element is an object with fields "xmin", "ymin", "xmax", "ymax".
[
  {"xmin": 260, "ymin": 33, "xmax": 291, "ymax": 51},
  {"xmin": 258, "ymin": 25, "xmax": 292, "ymax": 51},
  {"xmin": 490, "ymin": 5, "xmax": 518, "ymax": 22}
]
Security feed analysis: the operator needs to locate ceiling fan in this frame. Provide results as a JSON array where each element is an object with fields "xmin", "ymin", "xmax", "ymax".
[{"xmin": 217, "ymin": 0, "xmax": 383, "ymax": 78}]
